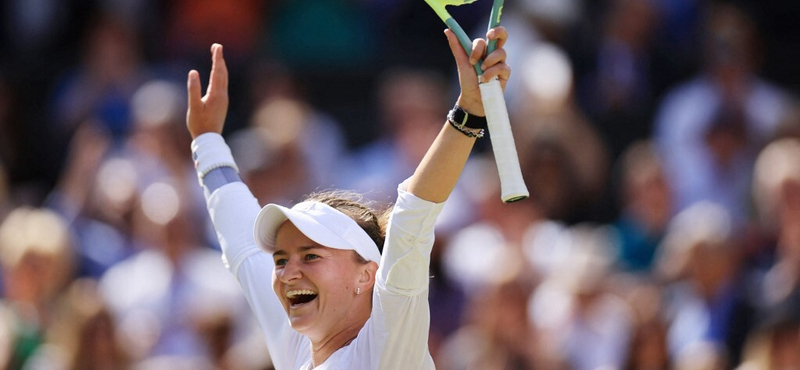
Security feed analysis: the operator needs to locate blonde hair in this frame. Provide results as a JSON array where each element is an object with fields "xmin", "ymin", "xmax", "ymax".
[{"xmin": 0, "ymin": 207, "xmax": 72, "ymax": 269}]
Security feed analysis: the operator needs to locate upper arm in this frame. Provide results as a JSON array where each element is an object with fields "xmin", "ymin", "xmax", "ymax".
[{"xmin": 377, "ymin": 186, "xmax": 445, "ymax": 295}]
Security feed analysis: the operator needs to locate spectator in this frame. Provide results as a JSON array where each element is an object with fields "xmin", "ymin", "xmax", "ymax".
[
  {"xmin": 436, "ymin": 274, "xmax": 537, "ymax": 370},
  {"xmin": 653, "ymin": 4, "xmax": 793, "ymax": 223},
  {"xmin": 752, "ymin": 139, "xmax": 800, "ymax": 320},
  {"xmin": 516, "ymin": 122, "xmax": 609, "ymax": 223},
  {"xmin": 125, "ymin": 79, "xmax": 215, "ymax": 246},
  {"xmin": 582, "ymin": 0, "xmax": 660, "ymax": 159},
  {"xmin": 528, "ymin": 226, "xmax": 634, "ymax": 370},
  {"xmin": 46, "ymin": 121, "xmax": 133, "ymax": 278},
  {"xmin": 443, "ymin": 156, "xmax": 545, "ymax": 295},
  {"xmin": 22, "ymin": 278, "xmax": 131, "ymax": 370},
  {"xmin": 623, "ymin": 282, "xmax": 670, "ymax": 370},
  {"xmin": 611, "ymin": 140, "xmax": 672, "ymax": 272},
  {"xmin": 51, "ymin": 13, "xmax": 149, "ymax": 142},
  {"xmin": 99, "ymin": 180, "xmax": 249, "ymax": 365},
  {"xmin": 229, "ymin": 97, "xmax": 345, "ymax": 206},
  {"xmin": 657, "ymin": 202, "xmax": 756, "ymax": 366},
  {"xmin": 0, "ymin": 207, "xmax": 74, "ymax": 369},
  {"xmin": 242, "ymin": 60, "xmax": 347, "ymax": 192}
]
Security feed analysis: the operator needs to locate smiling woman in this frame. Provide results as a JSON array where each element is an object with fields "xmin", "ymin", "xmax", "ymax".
[{"xmin": 187, "ymin": 26, "xmax": 512, "ymax": 370}]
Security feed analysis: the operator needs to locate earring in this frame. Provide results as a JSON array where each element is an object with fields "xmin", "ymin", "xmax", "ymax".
[{"xmin": 356, "ymin": 288, "xmax": 361, "ymax": 295}]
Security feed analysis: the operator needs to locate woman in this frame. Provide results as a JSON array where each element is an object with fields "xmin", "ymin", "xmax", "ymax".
[{"xmin": 186, "ymin": 27, "xmax": 511, "ymax": 369}]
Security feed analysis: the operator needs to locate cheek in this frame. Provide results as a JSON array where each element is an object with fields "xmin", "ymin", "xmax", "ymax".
[{"xmin": 317, "ymin": 264, "xmax": 357, "ymax": 299}]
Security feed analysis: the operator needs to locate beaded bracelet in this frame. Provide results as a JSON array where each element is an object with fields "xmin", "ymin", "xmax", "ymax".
[
  {"xmin": 447, "ymin": 118, "xmax": 485, "ymax": 138},
  {"xmin": 447, "ymin": 105, "xmax": 486, "ymax": 138}
]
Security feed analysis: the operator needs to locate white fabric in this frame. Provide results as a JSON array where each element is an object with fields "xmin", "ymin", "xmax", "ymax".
[
  {"xmin": 191, "ymin": 133, "xmax": 239, "ymax": 182},
  {"xmin": 253, "ymin": 201, "xmax": 381, "ymax": 263},
  {"xmin": 198, "ymin": 140, "xmax": 443, "ymax": 370}
]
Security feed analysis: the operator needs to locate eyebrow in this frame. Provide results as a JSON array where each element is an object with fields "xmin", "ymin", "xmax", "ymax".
[{"xmin": 272, "ymin": 245, "xmax": 323, "ymax": 257}]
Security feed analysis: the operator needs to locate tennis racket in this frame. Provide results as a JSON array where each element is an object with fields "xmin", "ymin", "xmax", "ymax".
[{"xmin": 425, "ymin": 0, "xmax": 529, "ymax": 203}]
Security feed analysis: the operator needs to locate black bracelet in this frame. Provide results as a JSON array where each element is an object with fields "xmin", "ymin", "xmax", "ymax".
[
  {"xmin": 448, "ymin": 105, "xmax": 487, "ymax": 129},
  {"xmin": 447, "ymin": 105, "xmax": 486, "ymax": 138}
]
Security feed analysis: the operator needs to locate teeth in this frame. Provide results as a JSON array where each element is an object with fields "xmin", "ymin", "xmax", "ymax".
[{"xmin": 286, "ymin": 290, "xmax": 317, "ymax": 298}]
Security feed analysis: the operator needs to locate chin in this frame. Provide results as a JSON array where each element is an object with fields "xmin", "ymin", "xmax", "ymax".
[
  {"xmin": 289, "ymin": 317, "xmax": 326, "ymax": 339},
  {"xmin": 286, "ymin": 307, "xmax": 320, "ymax": 334},
  {"xmin": 289, "ymin": 314, "xmax": 312, "ymax": 328}
]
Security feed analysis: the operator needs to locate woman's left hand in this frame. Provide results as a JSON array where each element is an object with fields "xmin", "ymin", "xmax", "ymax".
[{"xmin": 445, "ymin": 26, "xmax": 510, "ymax": 117}]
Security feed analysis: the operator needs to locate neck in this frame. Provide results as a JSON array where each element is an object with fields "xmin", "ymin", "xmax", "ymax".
[{"xmin": 310, "ymin": 318, "xmax": 366, "ymax": 367}]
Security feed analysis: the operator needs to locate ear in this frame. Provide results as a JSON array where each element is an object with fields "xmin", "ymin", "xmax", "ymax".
[{"xmin": 356, "ymin": 261, "xmax": 378, "ymax": 292}]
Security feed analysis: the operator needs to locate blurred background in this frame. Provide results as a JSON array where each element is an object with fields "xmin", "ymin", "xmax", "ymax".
[{"xmin": 0, "ymin": 0, "xmax": 800, "ymax": 369}]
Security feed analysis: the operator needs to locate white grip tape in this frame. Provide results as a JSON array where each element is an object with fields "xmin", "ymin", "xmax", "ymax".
[
  {"xmin": 191, "ymin": 132, "xmax": 240, "ymax": 183},
  {"xmin": 479, "ymin": 78, "xmax": 529, "ymax": 203}
]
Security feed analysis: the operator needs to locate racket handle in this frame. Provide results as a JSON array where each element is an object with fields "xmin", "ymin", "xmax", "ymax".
[{"xmin": 479, "ymin": 78, "xmax": 529, "ymax": 203}]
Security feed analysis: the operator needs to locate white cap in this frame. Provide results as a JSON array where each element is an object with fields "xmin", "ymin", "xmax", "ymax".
[{"xmin": 253, "ymin": 201, "xmax": 381, "ymax": 264}]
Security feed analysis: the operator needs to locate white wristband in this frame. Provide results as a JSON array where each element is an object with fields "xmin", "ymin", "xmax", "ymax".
[{"xmin": 191, "ymin": 133, "xmax": 239, "ymax": 183}]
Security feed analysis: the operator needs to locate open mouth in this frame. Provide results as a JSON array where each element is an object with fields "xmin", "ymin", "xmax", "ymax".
[{"xmin": 286, "ymin": 290, "xmax": 318, "ymax": 307}]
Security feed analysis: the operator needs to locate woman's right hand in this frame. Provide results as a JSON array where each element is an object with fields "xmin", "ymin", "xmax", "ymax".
[{"xmin": 186, "ymin": 43, "xmax": 229, "ymax": 139}]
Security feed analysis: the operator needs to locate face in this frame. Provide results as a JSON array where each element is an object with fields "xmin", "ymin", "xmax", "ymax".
[{"xmin": 272, "ymin": 221, "xmax": 370, "ymax": 339}]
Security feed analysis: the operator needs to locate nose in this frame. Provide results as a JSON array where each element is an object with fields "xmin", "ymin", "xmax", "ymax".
[{"xmin": 277, "ymin": 258, "xmax": 302, "ymax": 283}]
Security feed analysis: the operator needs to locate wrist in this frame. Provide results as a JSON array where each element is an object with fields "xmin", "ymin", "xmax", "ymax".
[
  {"xmin": 190, "ymin": 133, "xmax": 239, "ymax": 183},
  {"xmin": 455, "ymin": 96, "xmax": 484, "ymax": 117},
  {"xmin": 189, "ymin": 128, "xmax": 222, "ymax": 140}
]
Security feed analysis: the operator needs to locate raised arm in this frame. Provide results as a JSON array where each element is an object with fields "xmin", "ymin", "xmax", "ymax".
[
  {"xmin": 406, "ymin": 27, "xmax": 510, "ymax": 203},
  {"xmin": 186, "ymin": 45, "xmax": 307, "ymax": 369}
]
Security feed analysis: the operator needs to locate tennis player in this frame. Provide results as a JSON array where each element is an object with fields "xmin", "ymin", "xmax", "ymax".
[{"xmin": 187, "ymin": 27, "xmax": 511, "ymax": 370}]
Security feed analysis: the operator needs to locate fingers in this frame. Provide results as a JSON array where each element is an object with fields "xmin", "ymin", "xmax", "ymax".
[
  {"xmin": 444, "ymin": 29, "xmax": 471, "ymax": 70},
  {"xmin": 187, "ymin": 70, "xmax": 202, "ymax": 112},
  {"xmin": 481, "ymin": 27, "xmax": 509, "ymax": 83},
  {"xmin": 486, "ymin": 26, "xmax": 508, "ymax": 50},
  {"xmin": 481, "ymin": 63, "xmax": 511, "ymax": 83},
  {"xmin": 469, "ymin": 38, "xmax": 486, "ymax": 66},
  {"xmin": 207, "ymin": 43, "xmax": 228, "ymax": 97},
  {"xmin": 481, "ymin": 48, "xmax": 507, "ymax": 72}
]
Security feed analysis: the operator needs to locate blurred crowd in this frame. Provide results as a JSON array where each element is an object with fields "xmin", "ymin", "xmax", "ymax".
[{"xmin": 1, "ymin": 0, "xmax": 800, "ymax": 369}]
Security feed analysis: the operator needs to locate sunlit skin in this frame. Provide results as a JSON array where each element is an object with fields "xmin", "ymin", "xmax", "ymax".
[{"xmin": 272, "ymin": 221, "xmax": 378, "ymax": 366}]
